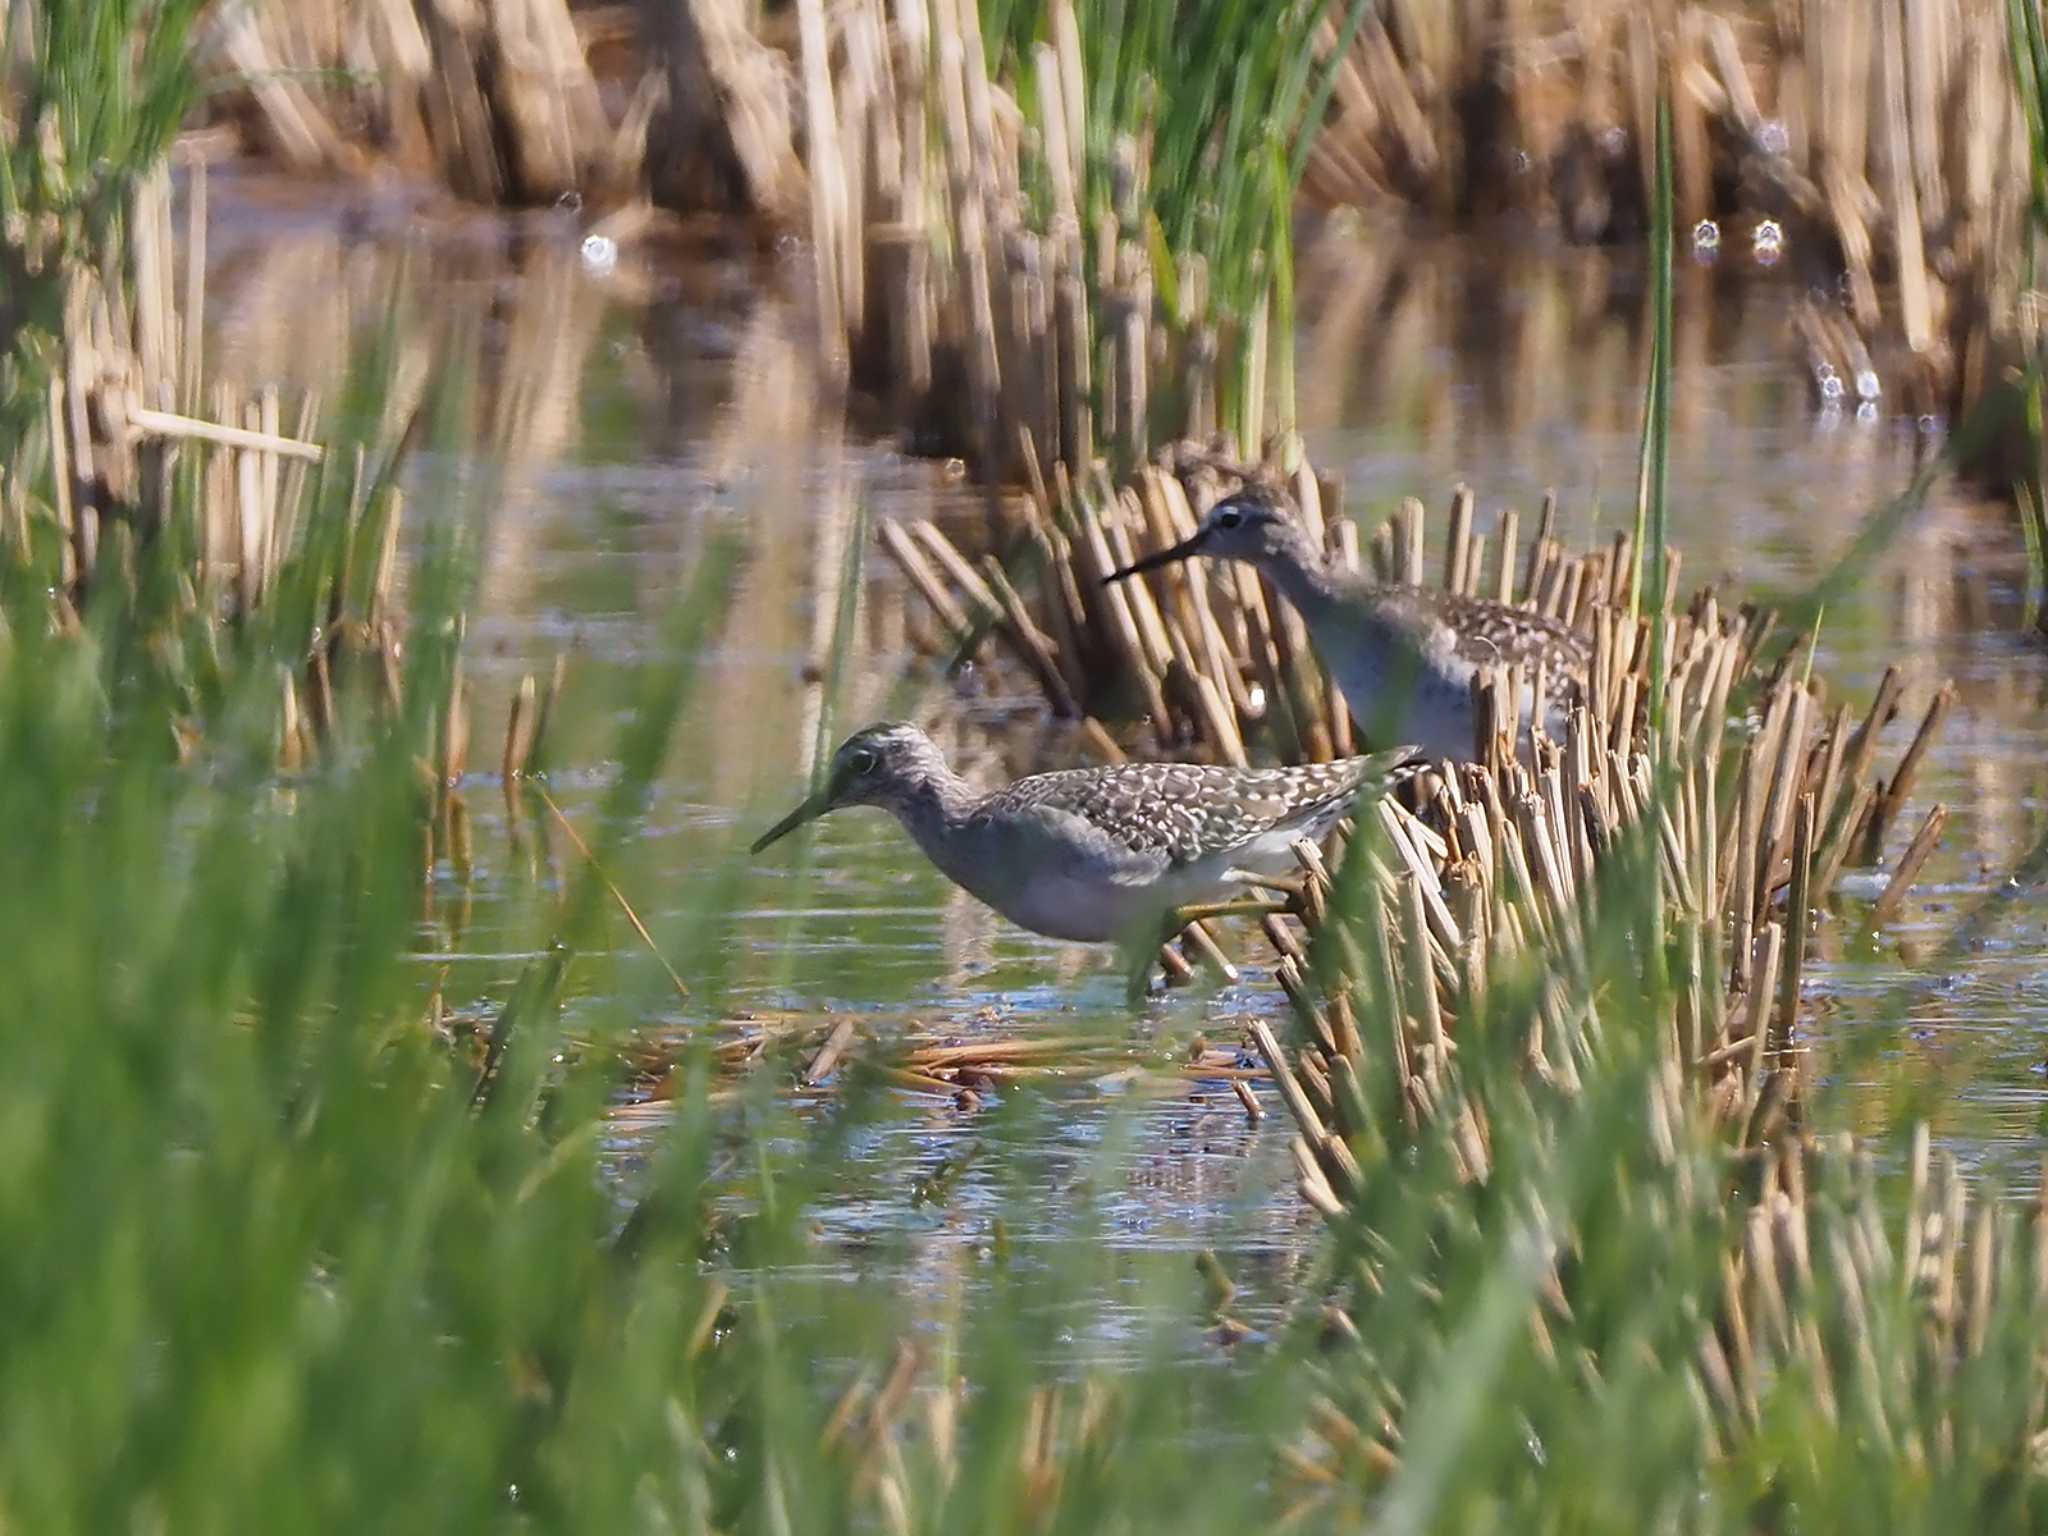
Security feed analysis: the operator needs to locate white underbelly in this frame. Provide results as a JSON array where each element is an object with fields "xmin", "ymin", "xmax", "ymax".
[
  {"xmin": 917, "ymin": 807, "xmax": 1338, "ymax": 946},
  {"xmin": 987, "ymin": 871, "xmax": 1172, "ymax": 943},
  {"xmin": 998, "ymin": 834, "xmax": 1325, "ymax": 942}
]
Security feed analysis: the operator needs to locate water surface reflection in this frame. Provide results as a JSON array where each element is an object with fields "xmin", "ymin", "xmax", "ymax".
[{"xmin": 199, "ymin": 178, "xmax": 2048, "ymax": 1347}]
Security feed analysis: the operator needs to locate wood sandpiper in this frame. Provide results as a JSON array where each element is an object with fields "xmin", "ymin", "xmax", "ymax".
[
  {"xmin": 1106, "ymin": 485, "xmax": 1592, "ymax": 760},
  {"xmin": 752, "ymin": 721, "xmax": 1421, "ymax": 948}
]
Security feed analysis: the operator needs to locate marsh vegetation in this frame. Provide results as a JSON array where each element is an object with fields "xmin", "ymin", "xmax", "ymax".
[{"xmin": 4, "ymin": 1, "xmax": 2048, "ymax": 1530}]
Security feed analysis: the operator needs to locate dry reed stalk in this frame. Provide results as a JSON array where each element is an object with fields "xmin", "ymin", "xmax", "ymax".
[
  {"xmin": 123, "ymin": 399, "xmax": 325, "ymax": 462},
  {"xmin": 1285, "ymin": 0, "xmax": 2025, "ymax": 437},
  {"xmin": 1204, "ymin": 494, "xmax": 1960, "ymax": 1223},
  {"xmin": 1492, "ymin": 506, "xmax": 1520, "ymax": 604},
  {"xmin": 503, "ymin": 673, "xmax": 539, "ymax": 783},
  {"xmin": 874, "ymin": 432, "xmax": 1957, "ymax": 1043},
  {"xmin": 797, "ymin": 0, "xmax": 851, "ymax": 378},
  {"xmin": 1867, "ymin": 681, "xmax": 1955, "ymax": 854},
  {"xmin": 1444, "ymin": 484, "xmax": 1473, "ymax": 595},
  {"xmin": 1871, "ymin": 802, "xmax": 1949, "ymax": 925},
  {"xmin": 209, "ymin": 0, "xmax": 664, "ymax": 208},
  {"xmin": 1774, "ymin": 796, "xmax": 1816, "ymax": 1062},
  {"xmin": 1398, "ymin": 496, "xmax": 1426, "ymax": 587},
  {"xmin": 877, "ymin": 519, "xmax": 976, "ymax": 652},
  {"xmin": 802, "ymin": 1015, "xmax": 860, "ymax": 1089},
  {"xmin": 180, "ymin": 0, "xmax": 2038, "ymax": 479}
]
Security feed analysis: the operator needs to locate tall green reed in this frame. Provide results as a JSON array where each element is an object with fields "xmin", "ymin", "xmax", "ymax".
[
  {"xmin": 0, "ymin": 306, "xmax": 1325, "ymax": 1528},
  {"xmin": 2007, "ymin": 0, "xmax": 2048, "ymax": 617},
  {"xmin": 989, "ymin": 0, "xmax": 1372, "ymax": 455}
]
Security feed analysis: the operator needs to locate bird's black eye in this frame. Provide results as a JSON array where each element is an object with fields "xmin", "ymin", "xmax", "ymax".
[
  {"xmin": 1215, "ymin": 505, "xmax": 1244, "ymax": 530},
  {"xmin": 848, "ymin": 747, "xmax": 879, "ymax": 776}
]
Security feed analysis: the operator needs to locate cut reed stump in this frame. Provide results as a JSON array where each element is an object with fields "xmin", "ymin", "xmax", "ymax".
[
  {"xmin": 5, "ymin": 158, "xmax": 565, "ymax": 908},
  {"xmin": 1215, "ymin": 498, "xmax": 1992, "ymax": 1522},
  {"xmin": 1240, "ymin": 487, "xmax": 1956, "ymax": 1184}
]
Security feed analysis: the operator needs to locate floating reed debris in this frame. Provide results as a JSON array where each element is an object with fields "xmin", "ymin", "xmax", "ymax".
[{"xmin": 609, "ymin": 1012, "xmax": 1281, "ymax": 1114}]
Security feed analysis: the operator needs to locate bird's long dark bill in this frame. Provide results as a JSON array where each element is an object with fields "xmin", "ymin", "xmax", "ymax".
[
  {"xmin": 1102, "ymin": 531, "xmax": 1206, "ymax": 586},
  {"xmin": 750, "ymin": 791, "xmax": 831, "ymax": 854}
]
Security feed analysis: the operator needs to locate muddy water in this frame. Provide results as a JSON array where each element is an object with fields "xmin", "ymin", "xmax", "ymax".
[{"xmin": 198, "ymin": 172, "xmax": 2048, "ymax": 1345}]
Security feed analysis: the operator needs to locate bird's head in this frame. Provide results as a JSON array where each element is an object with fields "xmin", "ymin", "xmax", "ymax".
[
  {"xmin": 1102, "ymin": 486, "xmax": 1319, "ymax": 585},
  {"xmin": 750, "ymin": 722, "xmax": 948, "ymax": 852}
]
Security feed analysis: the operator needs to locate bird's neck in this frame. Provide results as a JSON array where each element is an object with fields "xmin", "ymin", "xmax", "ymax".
[
  {"xmin": 887, "ymin": 767, "xmax": 982, "ymax": 857},
  {"xmin": 1257, "ymin": 547, "xmax": 1344, "ymax": 626}
]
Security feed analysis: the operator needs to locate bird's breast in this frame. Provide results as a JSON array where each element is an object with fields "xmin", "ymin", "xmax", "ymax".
[
  {"xmin": 1320, "ymin": 635, "xmax": 1479, "ymax": 760},
  {"xmin": 911, "ymin": 811, "xmax": 1171, "ymax": 943}
]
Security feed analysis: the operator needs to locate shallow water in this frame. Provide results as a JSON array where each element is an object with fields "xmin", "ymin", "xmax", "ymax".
[
  {"xmin": 197, "ymin": 172, "xmax": 2048, "ymax": 1344},
  {"xmin": 1295, "ymin": 221, "xmax": 2048, "ymax": 1183}
]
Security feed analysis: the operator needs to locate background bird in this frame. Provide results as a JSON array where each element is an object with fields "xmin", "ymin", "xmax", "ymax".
[{"xmin": 1106, "ymin": 485, "xmax": 1592, "ymax": 760}]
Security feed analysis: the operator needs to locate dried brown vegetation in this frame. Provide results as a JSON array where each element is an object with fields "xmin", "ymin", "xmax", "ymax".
[
  {"xmin": 201, "ymin": 0, "xmax": 660, "ymax": 206},
  {"xmin": 1311, "ymin": 1, "xmax": 2029, "ymax": 431},
  {"xmin": 888, "ymin": 452, "xmax": 1948, "ymax": 1017},
  {"xmin": 181, "ymin": 0, "xmax": 2044, "ymax": 472},
  {"xmin": 1247, "ymin": 564, "xmax": 2011, "ymax": 1507},
  {"xmin": 0, "ymin": 154, "xmax": 562, "ymax": 830}
]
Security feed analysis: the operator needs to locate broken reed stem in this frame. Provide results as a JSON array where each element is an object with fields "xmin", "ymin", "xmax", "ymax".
[
  {"xmin": 1869, "ymin": 681, "xmax": 1955, "ymax": 850},
  {"xmin": 535, "ymin": 784, "xmax": 691, "ymax": 1002},
  {"xmin": 125, "ymin": 399, "xmax": 327, "ymax": 462},
  {"xmin": 1225, "ymin": 511, "xmax": 1956, "ymax": 1215},
  {"xmin": 502, "ymin": 673, "xmax": 538, "ymax": 784},
  {"xmin": 1774, "ymin": 795, "xmax": 1815, "ymax": 1064}
]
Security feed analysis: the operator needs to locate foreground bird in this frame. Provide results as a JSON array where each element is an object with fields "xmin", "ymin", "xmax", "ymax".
[
  {"xmin": 752, "ymin": 722, "xmax": 1421, "ymax": 947},
  {"xmin": 1105, "ymin": 486, "xmax": 1592, "ymax": 760}
]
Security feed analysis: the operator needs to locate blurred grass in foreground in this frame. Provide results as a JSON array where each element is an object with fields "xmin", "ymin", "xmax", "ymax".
[
  {"xmin": 0, "ymin": 298, "xmax": 1306, "ymax": 1527},
  {"xmin": 5, "ymin": 4, "xmax": 2048, "ymax": 1533}
]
